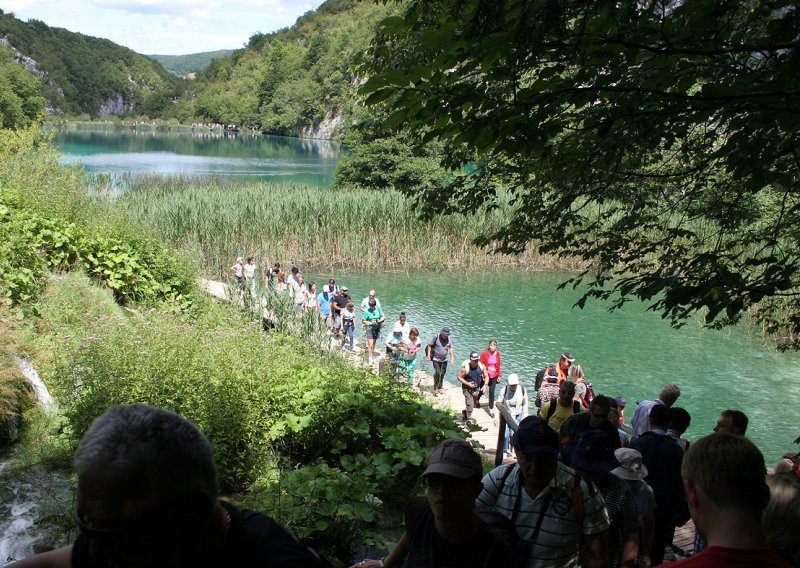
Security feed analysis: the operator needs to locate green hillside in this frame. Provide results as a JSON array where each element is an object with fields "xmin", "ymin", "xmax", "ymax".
[
  {"xmin": 149, "ymin": 50, "xmax": 234, "ymax": 77},
  {"xmin": 0, "ymin": 10, "xmax": 183, "ymax": 116},
  {"xmin": 174, "ymin": 0, "xmax": 398, "ymax": 137}
]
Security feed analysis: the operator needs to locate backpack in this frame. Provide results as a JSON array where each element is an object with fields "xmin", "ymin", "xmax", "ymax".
[
  {"xmin": 576, "ymin": 378, "xmax": 595, "ymax": 407},
  {"xmin": 534, "ymin": 365, "xmax": 558, "ymax": 391},
  {"xmin": 545, "ymin": 399, "xmax": 581, "ymax": 423}
]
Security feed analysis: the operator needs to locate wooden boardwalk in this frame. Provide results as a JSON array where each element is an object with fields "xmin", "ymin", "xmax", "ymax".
[{"xmin": 201, "ymin": 277, "xmax": 694, "ymax": 558}]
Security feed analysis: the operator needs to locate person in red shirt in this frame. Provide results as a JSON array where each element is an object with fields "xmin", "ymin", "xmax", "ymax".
[
  {"xmin": 479, "ymin": 339, "xmax": 502, "ymax": 418},
  {"xmin": 671, "ymin": 433, "xmax": 791, "ymax": 567}
]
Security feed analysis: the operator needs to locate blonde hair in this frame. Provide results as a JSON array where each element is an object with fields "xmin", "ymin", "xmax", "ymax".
[
  {"xmin": 764, "ymin": 474, "xmax": 800, "ymax": 566},
  {"xmin": 567, "ymin": 364, "xmax": 584, "ymax": 382}
]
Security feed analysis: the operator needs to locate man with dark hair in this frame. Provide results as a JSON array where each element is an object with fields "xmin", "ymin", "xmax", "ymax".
[
  {"xmin": 559, "ymin": 395, "xmax": 622, "ymax": 457},
  {"xmin": 477, "ymin": 416, "xmax": 609, "ymax": 567},
  {"xmin": 713, "ymin": 409, "xmax": 748, "ymax": 435},
  {"xmin": 10, "ymin": 404, "xmax": 328, "ymax": 568},
  {"xmin": 355, "ymin": 438, "xmax": 516, "ymax": 568},
  {"xmin": 539, "ymin": 380, "xmax": 581, "ymax": 433},
  {"xmin": 670, "ymin": 433, "xmax": 790, "ymax": 567},
  {"xmin": 330, "ymin": 285, "xmax": 351, "ymax": 338},
  {"xmin": 630, "ymin": 383, "xmax": 681, "ymax": 438},
  {"xmin": 630, "ymin": 404, "xmax": 685, "ymax": 566}
]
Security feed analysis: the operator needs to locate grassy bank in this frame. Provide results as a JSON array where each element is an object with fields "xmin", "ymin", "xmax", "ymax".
[
  {"xmin": 118, "ymin": 175, "xmax": 580, "ymax": 277},
  {"xmin": 0, "ymin": 127, "xmax": 468, "ymax": 562}
]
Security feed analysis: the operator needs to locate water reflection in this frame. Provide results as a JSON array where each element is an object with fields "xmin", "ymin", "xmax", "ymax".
[{"xmin": 54, "ymin": 128, "xmax": 341, "ymax": 186}]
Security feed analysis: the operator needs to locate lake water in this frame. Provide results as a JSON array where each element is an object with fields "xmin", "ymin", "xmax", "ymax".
[
  {"xmin": 310, "ymin": 270, "xmax": 800, "ymax": 464},
  {"xmin": 56, "ymin": 128, "xmax": 799, "ymax": 464},
  {"xmin": 55, "ymin": 127, "xmax": 341, "ymax": 187}
]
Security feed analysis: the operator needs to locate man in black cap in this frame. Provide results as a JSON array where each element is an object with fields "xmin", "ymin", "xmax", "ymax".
[
  {"xmin": 535, "ymin": 352, "xmax": 575, "ymax": 391},
  {"xmin": 354, "ymin": 438, "xmax": 515, "ymax": 568},
  {"xmin": 570, "ymin": 430, "xmax": 640, "ymax": 568},
  {"xmin": 426, "ymin": 327, "xmax": 455, "ymax": 396},
  {"xmin": 457, "ymin": 351, "xmax": 487, "ymax": 423},
  {"xmin": 477, "ymin": 416, "xmax": 609, "ymax": 567}
]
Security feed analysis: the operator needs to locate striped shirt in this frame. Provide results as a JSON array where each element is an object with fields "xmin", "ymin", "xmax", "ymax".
[{"xmin": 477, "ymin": 462, "xmax": 609, "ymax": 567}]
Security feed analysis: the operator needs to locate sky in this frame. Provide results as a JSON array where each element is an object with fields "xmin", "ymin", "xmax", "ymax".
[{"xmin": 2, "ymin": 0, "xmax": 327, "ymax": 55}]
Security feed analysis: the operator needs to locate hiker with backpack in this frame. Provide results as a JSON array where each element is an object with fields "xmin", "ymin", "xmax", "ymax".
[
  {"xmin": 476, "ymin": 416, "xmax": 610, "ymax": 567},
  {"xmin": 568, "ymin": 364, "xmax": 595, "ymax": 409},
  {"xmin": 499, "ymin": 374, "xmax": 529, "ymax": 457},
  {"xmin": 534, "ymin": 352, "xmax": 574, "ymax": 391},
  {"xmin": 539, "ymin": 380, "xmax": 582, "ymax": 433}
]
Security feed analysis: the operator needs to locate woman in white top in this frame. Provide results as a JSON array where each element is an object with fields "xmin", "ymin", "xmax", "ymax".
[
  {"xmin": 499, "ymin": 373, "xmax": 529, "ymax": 456},
  {"xmin": 293, "ymin": 274, "xmax": 306, "ymax": 311},
  {"xmin": 305, "ymin": 282, "xmax": 319, "ymax": 313}
]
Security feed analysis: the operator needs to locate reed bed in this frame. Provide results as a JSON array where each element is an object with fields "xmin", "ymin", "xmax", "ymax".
[{"xmin": 118, "ymin": 176, "xmax": 573, "ymax": 278}]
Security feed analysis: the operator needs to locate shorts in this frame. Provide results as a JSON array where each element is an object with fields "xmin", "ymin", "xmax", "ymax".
[{"xmin": 365, "ymin": 326, "xmax": 381, "ymax": 340}]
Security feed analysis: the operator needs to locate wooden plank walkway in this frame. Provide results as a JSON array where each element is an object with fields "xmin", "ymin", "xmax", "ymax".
[{"xmin": 200, "ymin": 277, "xmax": 694, "ymax": 558}]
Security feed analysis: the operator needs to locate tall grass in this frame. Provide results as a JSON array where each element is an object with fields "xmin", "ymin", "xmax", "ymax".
[{"xmin": 118, "ymin": 176, "xmax": 574, "ymax": 278}]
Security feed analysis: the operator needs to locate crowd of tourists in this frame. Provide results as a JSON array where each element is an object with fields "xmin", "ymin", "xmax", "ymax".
[{"xmin": 224, "ymin": 260, "xmax": 800, "ymax": 567}]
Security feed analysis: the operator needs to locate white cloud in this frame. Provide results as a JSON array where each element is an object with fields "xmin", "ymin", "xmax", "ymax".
[{"xmin": 2, "ymin": 0, "xmax": 325, "ymax": 54}]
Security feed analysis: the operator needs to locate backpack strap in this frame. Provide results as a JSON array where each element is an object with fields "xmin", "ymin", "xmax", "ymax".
[
  {"xmin": 545, "ymin": 399, "xmax": 558, "ymax": 422},
  {"xmin": 495, "ymin": 463, "xmax": 517, "ymax": 497},
  {"xmin": 573, "ymin": 400, "xmax": 581, "ymax": 413}
]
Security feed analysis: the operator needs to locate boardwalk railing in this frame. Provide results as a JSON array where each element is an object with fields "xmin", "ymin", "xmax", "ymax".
[{"xmin": 494, "ymin": 401, "xmax": 521, "ymax": 466}]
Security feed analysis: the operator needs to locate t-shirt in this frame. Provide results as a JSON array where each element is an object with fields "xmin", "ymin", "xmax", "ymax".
[
  {"xmin": 670, "ymin": 546, "xmax": 791, "ymax": 567},
  {"xmin": 476, "ymin": 462, "xmax": 609, "ymax": 567},
  {"xmin": 428, "ymin": 334, "xmax": 452, "ymax": 362},
  {"xmin": 400, "ymin": 337, "xmax": 421, "ymax": 360},
  {"xmin": 460, "ymin": 360, "xmax": 485, "ymax": 389},
  {"xmin": 362, "ymin": 305, "xmax": 384, "ymax": 324},
  {"xmin": 332, "ymin": 294, "xmax": 349, "ymax": 313},
  {"xmin": 540, "ymin": 399, "xmax": 580, "ymax": 433},
  {"xmin": 316, "ymin": 292, "xmax": 332, "ymax": 316},
  {"xmin": 401, "ymin": 497, "xmax": 515, "ymax": 567},
  {"xmin": 342, "ymin": 306, "xmax": 356, "ymax": 326},
  {"xmin": 71, "ymin": 501, "xmax": 330, "ymax": 567},
  {"xmin": 360, "ymin": 296, "xmax": 381, "ymax": 310},
  {"xmin": 243, "ymin": 263, "xmax": 256, "ymax": 279},
  {"xmin": 597, "ymin": 474, "xmax": 640, "ymax": 568}
]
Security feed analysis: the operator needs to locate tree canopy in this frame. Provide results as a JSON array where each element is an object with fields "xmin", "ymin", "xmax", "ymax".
[
  {"xmin": 0, "ymin": 46, "xmax": 44, "ymax": 129},
  {"xmin": 361, "ymin": 0, "xmax": 800, "ymax": 347}
]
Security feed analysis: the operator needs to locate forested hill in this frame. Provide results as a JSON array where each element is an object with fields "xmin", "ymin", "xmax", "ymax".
[
  {"xmin": 0, "ymin": 10, "xmax": 183, "ymax": 116},
  {"xmin": 176, "ymin": 0, "xmax": 399, "ymax": 138},
  {"xmin": 149, "ymin": 50, "xmax": 234, "ymax": 78}
]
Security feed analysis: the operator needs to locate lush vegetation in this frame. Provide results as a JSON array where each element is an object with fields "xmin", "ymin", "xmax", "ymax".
[
  {"xmin": 0, "ymin": 125, "xmax": 471, "ymax": 561},
  {"xmin": 173, "ymin": 0, "xmax": 398, "ymax": 135},
  {"xmin": 359, "ymin": 0, "xmax": 800, "ymax": 348},
  {"xmin": 117, "ymin": 175, "xmax": 570, "ymax": 276},
  {"xmin": 149, "ymin": 50, "xmax": 234, "ymax": 77},
  {"xmin": 0, "ymin": 46, "xmax": 45, "ymax": 129},
  {"xmin": 0, "ymin": 129, "xmax": 196, "ymax": 312},
  {"xmin": 0, "ymin": 10, "xmax": 183, "ymax": 116}
]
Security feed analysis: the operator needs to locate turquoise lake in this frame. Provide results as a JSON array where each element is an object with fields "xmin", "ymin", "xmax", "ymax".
[{"xmin": 57, "ymin": 128, "xmax": 800, "ymax": 464}]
